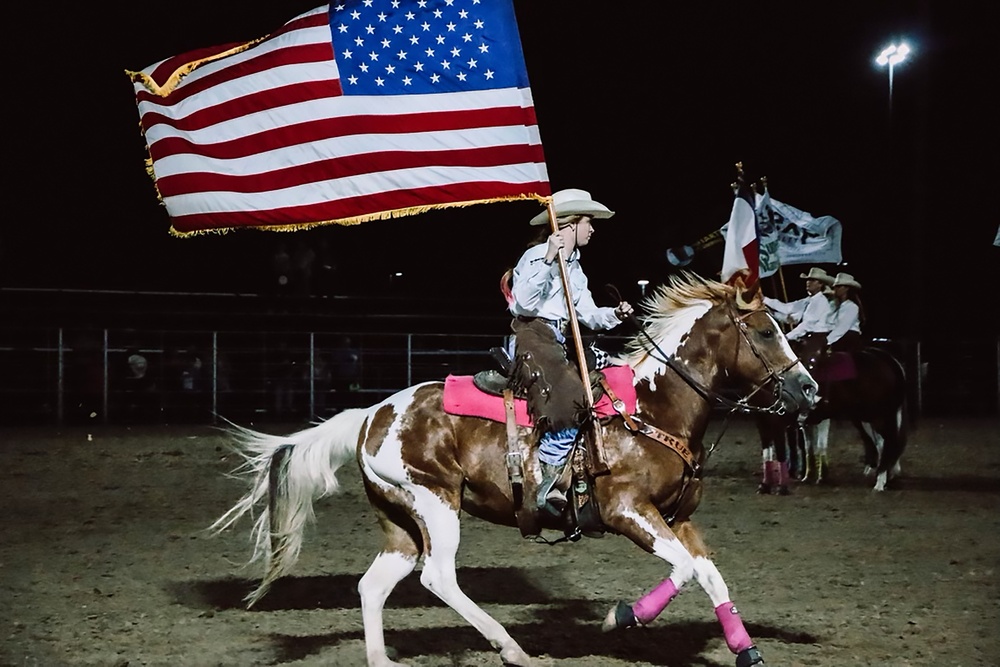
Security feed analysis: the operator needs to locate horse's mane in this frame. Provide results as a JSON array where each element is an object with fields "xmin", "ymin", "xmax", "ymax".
[{"xmin": 620, "ymin": 271, "xmax": 736, "ymax": 367}]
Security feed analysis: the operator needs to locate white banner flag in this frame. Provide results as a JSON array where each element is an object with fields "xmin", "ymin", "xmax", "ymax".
[
  {"xmin": 754, "ymin": 188, "xmax": 780, "ymax": 279},
  {"xmin": 676, "ymin": 194, "xmax": 843, "ymax": 271},
  {"xmin": 766, "ymin": 198, "xmax": 843, "ymax": 266}
]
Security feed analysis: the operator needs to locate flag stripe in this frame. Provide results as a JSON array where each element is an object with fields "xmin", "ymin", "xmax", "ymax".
[
  {"xmin": 172, "ymin": 180, "xmax": 546, "ymax": 233},
  {"xmin": 165, "ymin": 162, "xmax": 548, "ymax": 213},
  {"xmin": 138, "ymin": 50, "xmax": 342, "ymax": 123},
  {"xmin": 147, "ymin": 105, "xmax": 539, "ymax": 163},
  {"xmin": 143, "ymin": 8, "xmax": 332, "ymax": 93},
  {"xmin": 130, "ymin": 2, "xmax": 548, "ymax": 234},
  {"xmin": 156, "ymin": 143, "xmax": 548, "ymax": 196}
]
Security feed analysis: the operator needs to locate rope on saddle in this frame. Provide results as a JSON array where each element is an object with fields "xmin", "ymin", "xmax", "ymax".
[{"xmin": 503, "ymin": 388, "xmax": 540, "ymax": 539}]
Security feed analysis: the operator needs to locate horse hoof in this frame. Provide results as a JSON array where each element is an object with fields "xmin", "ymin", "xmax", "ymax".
[
  {"xmin": 735, "ymin": 645, "xmax": 765, "ymax": 666},
  {"xmin": 499, "ymin": 646, "xmax": 533, "ymax": 666},
  {"xmin": 775, "ymin": 485, "xmax": 791, "ymax": 496},
  {"xmin": 602, "ymin": 600, "xmax": 637, "ymax": 631},
  {"xmin": 756, "ymin": 483, "xmax": 771, "ymax": 495},
  {"xmin": 371, "ymin": 653, "xmax": 409, "ymax": 667}
]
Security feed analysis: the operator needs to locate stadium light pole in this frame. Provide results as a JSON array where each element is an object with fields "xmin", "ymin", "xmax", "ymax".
[{"xmin": 875, "ymin": 42, "xmax": 911, "ymax": 114}]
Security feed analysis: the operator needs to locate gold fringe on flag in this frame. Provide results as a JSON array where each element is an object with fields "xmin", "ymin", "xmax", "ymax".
[
  {"xmin": 125, "ymin": 37, "xmax": 267, "ymax": 97},
  {"xmin": 167, "ymin": 194, "xmax": 549, "ymax": 238}
]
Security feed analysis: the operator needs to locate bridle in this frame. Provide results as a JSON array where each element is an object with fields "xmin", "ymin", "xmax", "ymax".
[
  {"xmin": 628, "ymin": 302, "xmax": 798, "ymax": 417},
  {"xmin": 603, "ymin": 288, "xmax": 805, "ymax": 527}
]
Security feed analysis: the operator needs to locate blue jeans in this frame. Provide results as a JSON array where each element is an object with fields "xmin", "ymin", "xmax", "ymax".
[{"xmin": 538, "ymin": 427, "xmax": 578, "ymax": 465}]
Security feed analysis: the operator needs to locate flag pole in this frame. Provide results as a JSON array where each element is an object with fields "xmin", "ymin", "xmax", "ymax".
[
  {"xmin": 777, "ymin": 265, "xmax": 789, "ymax": 302},
  {"xmin": 544, "ymin": 200, "xmax": 610, "ymax": 475}
]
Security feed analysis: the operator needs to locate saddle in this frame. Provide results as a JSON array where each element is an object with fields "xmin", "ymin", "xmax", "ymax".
[
  {"xmin": 810, "ymin": 351, "xmax": 858, "ymax": 384},
  {"xmin": 442, "ymin": 365, "xmax": 636, "ymax": 427},
  {"xmin": 471, "ymin": 367, "xmax": 608, "ymax": 403},
  {"xmin": 442, "ymin": 353, "xmax": 638, "ymax": 542}
]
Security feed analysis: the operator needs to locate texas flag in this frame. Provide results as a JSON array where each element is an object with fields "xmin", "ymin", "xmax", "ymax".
[{"xmin": 720, "ymin": 182, "xmax": 759, "ymax": 287}]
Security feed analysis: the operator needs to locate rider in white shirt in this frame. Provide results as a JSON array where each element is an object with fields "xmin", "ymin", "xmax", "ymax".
[
  {"xmin": 763, "ymin": 267, "xmax": 835, "ymax": 365},
  {"xmin": 507, "ymin": 188, "xmax": 633, "ymax": 515},
  {"xmin": 827, "ymin": 272, "xmax": 864, "ymax": 353}
]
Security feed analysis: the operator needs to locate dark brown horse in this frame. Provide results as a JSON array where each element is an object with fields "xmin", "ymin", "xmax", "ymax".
[
  {"xmin": 757, "ymin": 342, "xmax": 908, "ymax": 492},
  {"xmin": 211, "ymin": 273, "xmax": 817, "ymax": 667}
]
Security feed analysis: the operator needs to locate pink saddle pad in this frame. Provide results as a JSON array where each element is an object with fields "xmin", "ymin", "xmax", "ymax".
[
  {"xmin": 442, "ymin": 365, "xmax": 637, "ymax": 427},
  {"xmin": 814, "ymin": 352, "xmax": 857, "ymax": 383}
]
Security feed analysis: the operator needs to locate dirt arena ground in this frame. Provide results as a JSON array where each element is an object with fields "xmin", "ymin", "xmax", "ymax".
[{"xmin": 2, "ymin": 414, "xmax": 997, "ymax": 667}]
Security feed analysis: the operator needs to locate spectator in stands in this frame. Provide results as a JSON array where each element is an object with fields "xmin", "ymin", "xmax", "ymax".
[
  {"xmin": 271, "ymin": 340, "xmax": 300, "ymax": 417},
  {"xmin": 314, "ymin": 237, "xmax": 339, "ymax": 297},
  {"xmin": 309, "ymin": 352, "xmax": 334, "ymax": 417},
  {"xmin": 174, "ymin": 348, "xmax": 208, "ymax": 420},
  {"xmin": 330, "ymin": 335, "xmax": 362, "ymax": 394},
  {"xmin": 291, "ymin": 240, "xmax": 317, "ymax": 298},
  {"xmin": 271, "ymin": 241, "xmax": 293, "ymax": 300},
  {"xmin": 67, "ymin": 331, "xmax": 105, "ymax": 423},
  {"xmin": 122, "ymin": 348, "xmax": 159, "ymax": 421}
]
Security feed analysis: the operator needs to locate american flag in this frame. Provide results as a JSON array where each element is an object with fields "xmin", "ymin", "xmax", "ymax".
[{"xmin": 128, "ymin": 1, "xmax": 549, "ymax": 236}]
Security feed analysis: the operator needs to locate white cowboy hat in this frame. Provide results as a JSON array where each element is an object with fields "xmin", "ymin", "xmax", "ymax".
[
  {"xmin": 529, "ymin": 188, "xmax": 614, "ymax": 226},
  {"xmin": 799, "ymin": 267, "xmax": 834, "ymax": 285},
  {"xmin": 832, "ymin": 272, "xmax": 862, "ymax": 289}
]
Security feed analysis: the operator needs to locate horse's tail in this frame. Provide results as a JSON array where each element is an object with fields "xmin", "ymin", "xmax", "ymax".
[
  {"xmin": 208, "ymin": 408, "xmax": 371, "ymax": 607},
  {"xmin": 891, "ymin": 351, "xmax": 910, "ymax": 448},
  {"xmin": 865, "ymin": 345, "xmax": 911, "ymax": 457}
]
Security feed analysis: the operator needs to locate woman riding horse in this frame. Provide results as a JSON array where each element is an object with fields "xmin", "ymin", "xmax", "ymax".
[
  {"xmin": 211, "ymin": 273, "xmax": 817, "ymax": 667},
  {"xmin": 505, "ymin": 187, "xmax": 633, "ymax": 516}
]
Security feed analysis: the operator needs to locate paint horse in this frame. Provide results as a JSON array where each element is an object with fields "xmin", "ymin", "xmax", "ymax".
[
  {"xmin": 758, "ymin": 342, "xmax": 908, "ymax": 492},
  {"xmin": 211, "ymin": 273, "xmax": 817, "ymax": 667}
]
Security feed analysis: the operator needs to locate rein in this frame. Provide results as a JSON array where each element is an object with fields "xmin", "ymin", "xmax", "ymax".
[
  {"xmin": 613, "ymin": 302, "xmax": 797, "ymax": 526},
  {"xmin": 628, "ymin": 305, "xmax": 795, "ymax": 417}
]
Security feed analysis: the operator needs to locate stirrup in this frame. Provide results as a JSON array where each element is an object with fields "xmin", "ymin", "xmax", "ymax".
[{"xmin": 537, "ymin": 462, "xmax": 567, "ymax": 511}]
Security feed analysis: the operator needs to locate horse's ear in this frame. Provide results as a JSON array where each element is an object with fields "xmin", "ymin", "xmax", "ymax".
[{"xmin": 733, "ymin": 274, "xmax": 763, "ymax": 311}]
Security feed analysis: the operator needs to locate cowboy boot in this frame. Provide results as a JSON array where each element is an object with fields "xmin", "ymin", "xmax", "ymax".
[{"xmin": 537, "ymin": 462, "xmax": 568, "ymax": 516}]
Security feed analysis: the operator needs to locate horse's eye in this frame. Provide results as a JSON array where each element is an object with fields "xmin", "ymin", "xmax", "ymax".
[{"xmin": 759, "ymin": 328, "xmax": 775, "ymax": 339}]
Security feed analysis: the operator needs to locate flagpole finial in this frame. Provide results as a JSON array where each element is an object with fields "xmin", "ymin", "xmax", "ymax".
[{"xmin": 732, "ymin": 162, "xmax": 745, "ymax": 192}]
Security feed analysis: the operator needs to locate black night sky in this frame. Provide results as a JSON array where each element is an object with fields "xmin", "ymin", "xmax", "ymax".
[{"xmin": 5, "ymin": 1, "xmax": 997, "ymax": 340}]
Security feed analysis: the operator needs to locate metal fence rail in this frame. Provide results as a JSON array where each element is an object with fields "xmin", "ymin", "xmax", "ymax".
[
  {"xmin": 0, "ymin": 327, "xmax": 565, "ymax": 426},
  {"xmin": 1, "ymin": 327, "xmax": 997, "ymax": 426}
]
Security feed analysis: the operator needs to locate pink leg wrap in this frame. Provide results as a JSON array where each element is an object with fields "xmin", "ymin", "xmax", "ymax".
[
  {"xmin": 768, "ymin": 461, "xmax": 782, "ymax": 484},
  {"xmin": 715, "ymin": 601, "xmax": 754, "ymax": 653},
  {"xmin": 632, "ymin": 578, "xmax": 678, "ymax": 624},
  {"xmin": 777, "ymin": 461, "xmax": 790, "ymax": 486}
]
